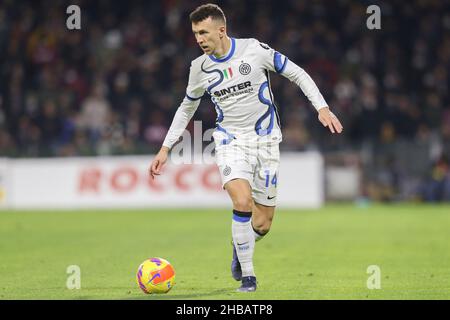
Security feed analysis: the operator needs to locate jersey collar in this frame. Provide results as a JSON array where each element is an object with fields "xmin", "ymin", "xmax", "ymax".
[{"xmin": 208, "ymin": 37, "xmax": 236, "ymax": 63}]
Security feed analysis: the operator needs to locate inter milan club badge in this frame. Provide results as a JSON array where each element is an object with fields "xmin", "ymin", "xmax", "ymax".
[
  {"xmin": 223, "ymin": 166, "xmax": 232, "ymax": 176},
  {"xmin": 239, "ymin": 62, "xmax": 251, "ymax": 75}
]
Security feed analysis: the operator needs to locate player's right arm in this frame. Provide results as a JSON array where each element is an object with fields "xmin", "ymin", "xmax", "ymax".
[{"xmin": 149, "ymin": 62, "xmax": 205, "ymax": 179}]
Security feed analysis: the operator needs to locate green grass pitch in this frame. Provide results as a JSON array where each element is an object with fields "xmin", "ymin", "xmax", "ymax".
[{"xmin": 1, "ymin": 204, "xmax": 449, "ymax": 299}]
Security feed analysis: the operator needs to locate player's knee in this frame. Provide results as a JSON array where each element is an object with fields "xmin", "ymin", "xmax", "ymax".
[{"xmin": 232, "ymin": 196, "xmax": 253, "ymax": 212}]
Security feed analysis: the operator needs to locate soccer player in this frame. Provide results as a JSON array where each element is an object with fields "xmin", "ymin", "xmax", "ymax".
[{"xmin": 149, "ymin": 3, "xmax": 343, "ymax": 292}]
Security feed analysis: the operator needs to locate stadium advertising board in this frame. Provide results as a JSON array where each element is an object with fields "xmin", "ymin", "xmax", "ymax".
[{"xmin": 1, "ymin": 153, "xmax": 323, "ymax": 209}]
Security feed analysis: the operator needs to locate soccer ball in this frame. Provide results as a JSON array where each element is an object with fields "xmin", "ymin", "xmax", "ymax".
[{"xmin": 136, "ymin": 257, "xmax": 176, "ymax": 294}]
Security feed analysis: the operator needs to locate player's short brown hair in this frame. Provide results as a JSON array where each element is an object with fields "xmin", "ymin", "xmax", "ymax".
[{"xmin": 189, "ymin": 3, "xmax": 226, "ymax": 24}]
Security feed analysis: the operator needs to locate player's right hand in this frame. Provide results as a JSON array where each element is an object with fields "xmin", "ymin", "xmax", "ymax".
[{"xmin": 149, "ymin": 147, "xmax": 169, "ymax": 179}]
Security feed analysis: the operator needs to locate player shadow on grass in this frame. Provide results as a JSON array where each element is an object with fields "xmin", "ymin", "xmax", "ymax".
[
  {"xmin": 68, "ymin": 286, "xmax": 242, "ymax": 300},
  {"xmin": 122, "ymin": 288, "xmax": 239, "ymax": 300}
]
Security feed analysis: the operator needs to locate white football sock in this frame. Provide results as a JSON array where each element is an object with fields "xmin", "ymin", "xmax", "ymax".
[{"xmin": 232, "ymin": 210, "xmax": 255, "ymax": 277}]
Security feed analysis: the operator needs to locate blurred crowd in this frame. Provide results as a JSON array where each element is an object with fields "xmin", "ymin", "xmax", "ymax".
[{"xmin": 0, "ymin": 0, "xmax": 449, "ymax": 200}]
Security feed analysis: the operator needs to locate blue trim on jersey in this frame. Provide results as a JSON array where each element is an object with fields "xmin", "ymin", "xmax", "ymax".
[
  {"xmin": 186, "ymin": 93, "xmax": 202, "ymax": 101},
  {"xmin": 216, "ymin": 125, "xmax": 235, "ymax": 145},
  {"xmin": 213, "ymin": 101, "xmax": 224, "ymax": 123},
  {"xmin": 274, "ymin": 52, "xmax": 288, "ymax": 74},
  {"xmin": 265, "ymin": 71, "xmax": 281, "ymax": 128},
  {"xmin": 201, "ymin": 60, "xmax": 225, "ymax": 124},
  {"xmin": 233, "ymin": 214, "xmax": 251, "ymax": 223},
  {"xmin": 200, "ymin": 59, "xmax": 236, "ymax": 143},
  {"xmin": 208, "ymin": 38, "xmax": 236, "ymax": 63},
  {"xmin": 258, "ymin": 82, "xmax": 271, "ymax": 105},
  {"xmin": 255, "ymin": 82, "xmax": 275, "ymax": 136},
  {"xmin": 201, "ymin": 60, "xmax": 224, "ymax": 93}
]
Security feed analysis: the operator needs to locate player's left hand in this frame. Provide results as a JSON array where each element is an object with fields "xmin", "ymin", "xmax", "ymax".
[{"xmin": 318, "ymin": 107, "xmax": 343, "ymax": 134}]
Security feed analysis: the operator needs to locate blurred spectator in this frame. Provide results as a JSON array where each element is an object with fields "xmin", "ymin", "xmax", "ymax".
[
  {"xmin": 78, "ymin": 83, "xmax": 111, "ymax": 141},
  {"xmin": 419, "ymin": 154, "xmax": 450, "ymax": 202},
  {"xmin": 144, "ymin": 110, "xmax": 169, "ymax": 147}
]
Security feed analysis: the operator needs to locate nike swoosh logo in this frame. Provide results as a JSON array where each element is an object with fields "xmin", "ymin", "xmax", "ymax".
[
  {"xmin": 148, "ymin": 273, "xmax": 161, "ymax": 284},
  {"xmin": 237, "ymin": 242, "xmax": 249, "ymax": 246},
  {"xmin": 208, "ymin": 78, "xmax": 218, "ymax": 83},
  {"xmin": 267, "ymin": 196, "xmax": 276, "ymax": 200}
]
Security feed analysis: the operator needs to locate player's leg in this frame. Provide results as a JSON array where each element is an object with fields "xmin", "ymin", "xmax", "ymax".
[
  {"xmin": 252, "ymin": 202, "xmax": 275, "ymax": 241},
  {"xmin": 225, "ymin": 178, "xmax": 253, "ymax": 212},
  {"xmin": 224, "ymin": 178, "xmax": 257, "ymax": 292},
  {"xmin": 251, "ymin": 140, "xmax": 279, "ymax": 239},
  {"xmin": 214, "ymin": 141, "xmax": 257, "ymax": 290}
]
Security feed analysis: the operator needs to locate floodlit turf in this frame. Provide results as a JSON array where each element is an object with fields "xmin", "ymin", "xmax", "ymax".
[{"xmin": 0, "ymin": 204, "xmax": 449, "ymax": 300}]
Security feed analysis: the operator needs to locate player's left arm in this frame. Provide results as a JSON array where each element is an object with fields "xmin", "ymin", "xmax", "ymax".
[
  {"xmin": 283, "ymin": 61, "xmax": 343, "ymax": 134},
  {"xmin": 256, "ymin": 41, "xmax": 343, "ymax": 134}
]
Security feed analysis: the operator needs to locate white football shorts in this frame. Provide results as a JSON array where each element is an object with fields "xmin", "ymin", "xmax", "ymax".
[{"xmin": 215, "ymin": 138, "xmax": 280, "ymax": 207}]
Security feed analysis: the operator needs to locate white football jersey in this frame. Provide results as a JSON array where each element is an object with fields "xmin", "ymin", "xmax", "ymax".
[{"xmin": 162, "ymin": 37, "xmax": 328, "ymax": 148}]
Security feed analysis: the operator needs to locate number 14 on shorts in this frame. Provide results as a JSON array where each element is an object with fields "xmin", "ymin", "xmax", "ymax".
[{"xmin": 264, "ymin": 170, "xmax": 277, "ymax": 188}]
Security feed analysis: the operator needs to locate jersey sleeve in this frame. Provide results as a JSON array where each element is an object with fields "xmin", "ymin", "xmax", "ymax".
[
  {"xmin": 255, "ymin": 40, "xmax": 328, "ymax": 111},
  {"xmin": 185, "ymin": 62, "xmax": 205, "ymax": 101},
  {"xmin": 162, "ymin": 63, "xmax": 205, "ymax": 149}
]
